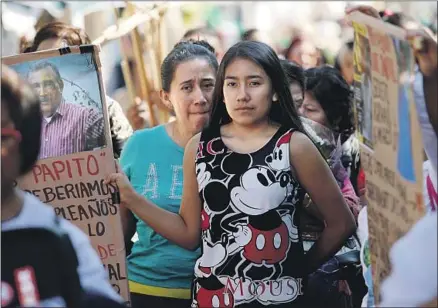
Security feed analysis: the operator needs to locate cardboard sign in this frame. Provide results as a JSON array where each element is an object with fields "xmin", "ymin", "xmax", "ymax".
[
  {"xmin": 349, "ymin": 12, "xmax": 425, "ymax": 303},
  {"xmin": 2, "ymin": 46, "xmax": 130, "ymax": 304}
]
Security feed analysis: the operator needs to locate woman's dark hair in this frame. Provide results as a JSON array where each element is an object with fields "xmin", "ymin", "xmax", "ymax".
[
  {"xmin": 280, "ymin": 59, "xmax": 305, "ymax": 95},
  {"xmin": 209, "ymin": 41, "xmax": 304, "ymax": 133},
  {"xmin": 23, "ymin": 22, "xmax": 91, "ymax": 53},
  {"xmin": 1, "ymin": 65, "xmax": 42, "ymax": 175},
  {"xmin": 161, "ymin": 39, "xmax": 218, "ymax": 92},
  {"xmin": 305, "ymin": 65, "xmax": 355, "ymax": 141},
  {"xmin": 334, "ymin": 41, "xmax": 354, "ymax": 71}
]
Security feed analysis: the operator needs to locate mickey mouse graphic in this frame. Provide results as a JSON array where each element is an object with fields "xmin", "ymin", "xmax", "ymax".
[
  {"xmin": 196, "ymin": 182, "xmax": 230, "ymax": 277},
  {"xmin": 265, "ymin": 130, "xmax": 293, "ymax": 172},
  {"xmin": 194, "ymin": 276, "xmax": 234, "ymax": 308},
  {"xmin": 192, "ymin": 181, "xmax": 235, "ymax": 308},
  {"xmin": 218, "ymin": 154, "xmax": 300, "ymax": 281}
]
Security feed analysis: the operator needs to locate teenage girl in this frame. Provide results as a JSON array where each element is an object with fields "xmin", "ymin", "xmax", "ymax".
[{"xmin": 107, "ymin": 41, "xmax": 356, "ymax": 307}]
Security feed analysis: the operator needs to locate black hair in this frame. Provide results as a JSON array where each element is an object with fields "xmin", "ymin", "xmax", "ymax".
[
  {"xmin": 334, "ymin": 40, "xmax": 354, "ymax": 71},
  {"xmin": 280, "ymin": 59, "xmax": 305, "ymax": 95},
  {"xmin": 241, "ymin": 29, "xmax": 259, "ymax": 41},
  {"xmin": 305, "ymin": 65, "xmax": 355, "ymax": 141},
  {"xmin": 27, "ymin": 61, "xmax": 64, "ymax": 89},
  {"xmin": 208, "ymin": 41, "xmax": 304, "ymax": 133},
  {"xmin": 175, "ymin": 39, "xmax": 216, "ymax": 54},
  {"xmin": 1, "ymin": 65, "xmax": 42, "ymax": 175},
  {"xmin": 161, "ymin": 40, "xmax": 218, "ymax": 92}
]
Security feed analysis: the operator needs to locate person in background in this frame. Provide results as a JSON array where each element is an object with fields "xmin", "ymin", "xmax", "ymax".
[
  {"xmin": 1, "ymin": 64, "xmax": 122, "ymax": 307},
  {"xmin": 334, "ymin": 40, "xmax": 355, "ymax": 86},
  {"xmin": 117, "ymin": 40, "xmax": 218, "ymax": 308},
  {"xmin": 298, "ymin": 65, "xmax": 365, "ymax": 308},
  {"xmin": 123, "ymin": 27, "xmax": 225, "ymax": 132},
  {"xmin": 182, "ymin": 27, "xmax": 224, "ymax": 61},
  {"xmin": 301, "ymin": 65, "xmax": 365, "ymax": 201},
  {"xmin": 26, "ymin": 61, "xmax": 105, "ymax": 159},
  {"xmin": 241, "ymin": 28, "xmax": 275, "ymax": 50},
  {"xmin": 106, "ymin": 40, "xmax": 356, "ymax": 308},
  {"xmin": 241, "ymin": 28, "xmax": 259, "ymax": 41},
  {"xmin": 280, "ymin": 59, "xmax": 306, "ymax": 109},
  {"xmin": 284, "ymin": 37, "xmax": 326, "ymax": 69},
  {"xmin": 24, "ymin": 22, "xmax": 133, "ymax": 159},
  {"xmin": 346, "ymin": 4, "xmax": 438, "ymax": 307}
]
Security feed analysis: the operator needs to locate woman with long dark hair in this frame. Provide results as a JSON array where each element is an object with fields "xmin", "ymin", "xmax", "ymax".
[
  {"xmin": 118, "ymin": 40, "xmax": 218, "ymax": 308},
  {"xmin": 297, "ymin": 65, "xmax": 366, "ymax": 308},
  {"xmin": 302, "ymin": 65, "xmax": 365, "ymax": 201},
  {"xmin": 106, "ymin": 41, "xmax": 356, "ymax": 307}
]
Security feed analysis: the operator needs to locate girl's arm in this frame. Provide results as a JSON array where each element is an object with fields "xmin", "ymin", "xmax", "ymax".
[
  {"xmin": 290, "ymin": 131, "xmax": 356, "ymax": 274},
  {"xmin": 304, "ymin": 176, "xmax": 361, "ymax": 223},
  {"xmin": 105, "ymin": 134, "xmax": 203, "ymax": 250}
]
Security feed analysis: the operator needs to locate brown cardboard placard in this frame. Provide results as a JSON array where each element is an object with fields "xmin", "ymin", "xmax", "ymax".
[
  {"xmin": 2, "ymin": 45, "xmax": 130, "ymax": 304},
  {"xmin": 348, "ymin": 12, "xmax": 425, "ymax": 303}
]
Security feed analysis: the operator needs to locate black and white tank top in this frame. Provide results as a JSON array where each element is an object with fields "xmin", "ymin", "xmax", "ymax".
[{"xmin": 192, "ymin": 126, "xmax": 306, "ymax": 308}]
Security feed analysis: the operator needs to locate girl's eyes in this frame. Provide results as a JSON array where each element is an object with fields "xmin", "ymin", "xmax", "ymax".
[
  {"xmin": 182, "ymin": 85, "xmax": 192, "ymax": 92},
  {"xmin": 226, "ymin": 81, "xmax": 260, "ymax": 87}
]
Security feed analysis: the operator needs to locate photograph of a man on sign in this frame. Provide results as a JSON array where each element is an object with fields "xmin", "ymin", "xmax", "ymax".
[{"xmin": 17, "ymin": 56, "xmax": 106, "ymax": 159}]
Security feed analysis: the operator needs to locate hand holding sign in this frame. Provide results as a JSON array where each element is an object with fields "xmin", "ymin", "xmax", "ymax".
[
  {"xmin": 105, "ymin": 162, "xmax": 141, "ymax": 210},
  {"xmin": 406, "ymin": 28, "xmax": 438, "ymax": 77},
  {"xmin": 345, "ymin": 4, "xmax": 438, "ymax": 78}
]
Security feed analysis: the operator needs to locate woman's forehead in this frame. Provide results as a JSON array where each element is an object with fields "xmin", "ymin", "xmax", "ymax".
[
  {"xmin": 173, "ymin": 58, "xmax": 215, "ymax": 80},
  {"xmin": 225, "ymin": 58, "xmax": 266, "ymax": 77}
]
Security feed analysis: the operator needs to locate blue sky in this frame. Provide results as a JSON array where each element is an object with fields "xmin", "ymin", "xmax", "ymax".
[{"xmin": 11, "ymin": 53, "xmax": 103, "ymax": 110}]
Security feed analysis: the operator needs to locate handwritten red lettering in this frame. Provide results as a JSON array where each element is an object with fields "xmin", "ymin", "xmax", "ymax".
[
  {"xmin": 31, "ymin": 154, "xmax": 103, "ymax": 184},
  {"xmin": 72, "ymin": 158, "xmax": 85, "ymax": 176},
  {"xmin": 87, "ymin": 155, "xmax": 99, "ymax": 176},
  {"xmin": 52, "ymin": 161, "xmax": 66, "ymax": 181},
  {"xmin": 42, "ymin": 164, "xmax": 56, "ymax": 182},
  {"xmin": 97, "ymin": 244, "xmax": 117, "ymax": 260},
  {"xmin": 32, "ymin": 165, "xmax": 42, "ymax": 183}
]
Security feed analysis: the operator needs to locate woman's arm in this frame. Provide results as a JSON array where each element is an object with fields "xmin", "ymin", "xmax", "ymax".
[
  {"xmin": 105, "ymin": 134, "xmax": 203, "ymax": 250},
  {"xmin": 304, "ymin": 176, "xmax": 361, "ymax": 223},
  {"xmin": 290, "ymin": 132, "xmax": 356, "ymax": 274}
]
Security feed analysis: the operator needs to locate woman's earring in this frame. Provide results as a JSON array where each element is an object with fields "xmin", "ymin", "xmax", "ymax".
[{"xmin": 272, "ymin": 93, "xmax": 278, "ymax": 102}]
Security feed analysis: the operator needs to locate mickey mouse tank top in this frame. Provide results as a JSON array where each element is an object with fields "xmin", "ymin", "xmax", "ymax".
[{"xmin": 192, "ymin": 126, "xmax": 306, "ymax": 308}]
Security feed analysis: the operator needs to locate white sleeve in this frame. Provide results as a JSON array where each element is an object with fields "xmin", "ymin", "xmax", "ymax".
[
  {"xmin": 60, "ymin": 220, "xmax": 123, "ymax": 303},
  {"xmin": 379, "ymin": 213, "xmax": 437, "ymax": 307}
]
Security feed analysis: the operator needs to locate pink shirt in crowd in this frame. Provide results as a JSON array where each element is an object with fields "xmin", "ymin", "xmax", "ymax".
[{"xmin": 39, "ymin": 101, "xmax": 104, "ymax": 159}]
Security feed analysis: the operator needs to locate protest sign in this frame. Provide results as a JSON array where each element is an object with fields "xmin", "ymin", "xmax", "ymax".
[
  {"xmin": 2, "ymin": 46, "xmax": 130, "ymax": 304},
  {"xmin": 349, "ymin": 12, "xmax": 425, "ymax": 303}
]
